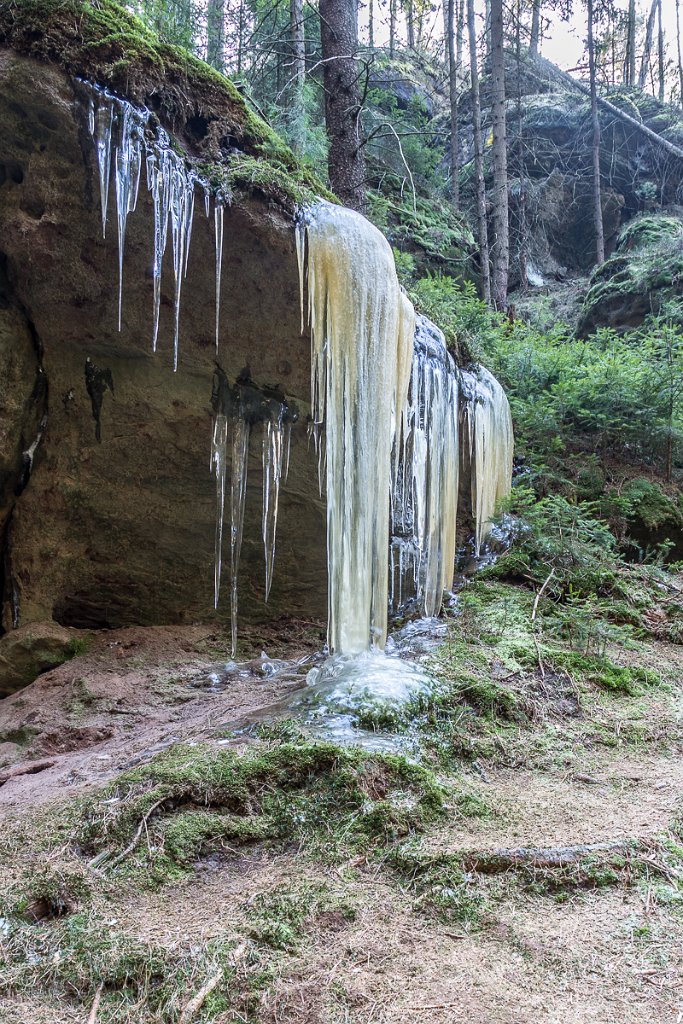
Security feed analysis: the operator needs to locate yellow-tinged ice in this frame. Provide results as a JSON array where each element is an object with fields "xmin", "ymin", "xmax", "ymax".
[
  {"xmin": 463, "ymin": 366, "xmax": 514, "ymax": 555},
  {"xmin": 297, "ymin": 201, "xmax": 415, "ymax": 654}
]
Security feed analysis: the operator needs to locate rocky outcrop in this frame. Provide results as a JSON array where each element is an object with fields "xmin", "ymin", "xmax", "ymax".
[
  {"xmin": 0, "ymin": 3, "xmax": 329, "ymax": 638},
  {"xmin": 0, "ymin": 621, "xmax": 77, "ymax": 697},
  {"xmin": 577, "ymin": 213, "xmax": 683, "ymax": 335}
]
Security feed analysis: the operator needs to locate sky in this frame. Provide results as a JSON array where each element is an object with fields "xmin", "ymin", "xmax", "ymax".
[{"xmin": 359, "ymin": 0, "xmax": 681, "ymax": 86}]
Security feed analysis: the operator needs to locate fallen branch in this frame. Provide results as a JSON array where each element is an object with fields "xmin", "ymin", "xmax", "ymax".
[
  {"xmin": 462, "ymin": 840, "xmax": 631, "ymax": 874},
  {"xmin": 531, "ymin": 569, "xmax": 555, "ymax": 621},
  {"xmin": 527, "ymin": 52, "xmax": 683, "ymax": 161},
  {"xmin": 0, "ymin": 760, "xmax": 55, "ymax": 787},
  {"xmin": 178, "ymin": 971, "xmax": 223, "ymax": 1024},
  {"xmin": 87, "ymin": 983, "xmax": 104, "ymax": 1024}
]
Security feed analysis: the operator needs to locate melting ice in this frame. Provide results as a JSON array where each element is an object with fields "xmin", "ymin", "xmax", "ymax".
[{"xmin": 461, "ymin": 365, "xmax": 514, "ymax": 555}]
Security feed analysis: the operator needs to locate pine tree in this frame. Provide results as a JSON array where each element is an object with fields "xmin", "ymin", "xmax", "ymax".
[{"xmin": 490, "ymin": 0, "xmax": 510, "ymax": 310}]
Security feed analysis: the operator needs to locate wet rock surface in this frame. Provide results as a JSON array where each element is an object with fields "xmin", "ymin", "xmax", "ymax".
[{"xmin": 0, "ymin": 50, "xmax": 326, "ymax": 634}]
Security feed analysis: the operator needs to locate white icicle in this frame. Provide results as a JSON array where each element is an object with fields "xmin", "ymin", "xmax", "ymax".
[
  {"xmin": 93, "ymin": 97, "xmax": 113, "ymax": 238},
  {"xmin": 390, "ymin": 315, "xmax": 459, "ymax": 618},
  {"xmin": 211, "ymin": 413, "xmax": 229, "ymax": 608},
  {"xmin": 461, "ymin": 365, "xmax": 514, "ymax": 555},
  {"xmin": 262, "ymin": 410, "xmax": 285, "ymax": 602},
  {"xmin": 230, "ymin": 414, "xmax": 250, "ymax": 658},
  {"xmin": 214, "ymin": 203, "xmax": 224, "ymax": 352},
  {"xmin": 114, "ymin": 102, "xmax": 144, "ymax": 330},
  {"xmin": 297, "ymin": 201, "xmax": 415, "ymax": 654}
]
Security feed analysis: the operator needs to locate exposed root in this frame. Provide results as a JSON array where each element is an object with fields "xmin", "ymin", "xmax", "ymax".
[{"xmin": 461, "ymin": 840, "xmax": 632, "ymax": 874}]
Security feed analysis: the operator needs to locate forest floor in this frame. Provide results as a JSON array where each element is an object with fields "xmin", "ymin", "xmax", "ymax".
[{"xmin": 0, "ymin": 579, "xmax": 682, "ymax": 1024}]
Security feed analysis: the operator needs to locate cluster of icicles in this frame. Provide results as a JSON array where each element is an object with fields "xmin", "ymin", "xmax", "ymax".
[
  {"xmin": 82, "ymin": 82, "xmax": 513, "ymax": 659},
  {"xmin": 83, "ymin": 81, "xmax": 294, "ymax": 654},
  {"xmin": 296, "ymin": 201, "xmax": 514, "ymax": 655}
]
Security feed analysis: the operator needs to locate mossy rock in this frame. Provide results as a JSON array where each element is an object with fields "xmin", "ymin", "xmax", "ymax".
[
  {"xmin": 0, "ymin": 0, "xmax": 330, "ymax": 210},
  {"xmin": 577, "ymin": 213, "xmax": 683, "ymax": 335}
]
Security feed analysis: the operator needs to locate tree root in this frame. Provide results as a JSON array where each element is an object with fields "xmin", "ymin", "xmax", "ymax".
[{"xmin": 461, "ymin": 840, "xmax": 631, "ymax": 874}]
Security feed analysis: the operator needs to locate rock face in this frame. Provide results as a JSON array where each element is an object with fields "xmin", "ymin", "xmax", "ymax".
[
  {"xmin": 0, "ymin": 48, "xmax": 327, "ymax": 635},
  {"xmin": 577, "ymin": 213, "xmax": 683, "ymax": 335}
]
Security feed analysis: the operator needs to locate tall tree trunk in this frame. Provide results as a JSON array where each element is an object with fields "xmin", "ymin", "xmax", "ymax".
[
  {"xmin": 467, "ymin": 0, "xmax": 491, "ymax": 304},
  {"xmin": 407, "ymin": 0, "xmax": 415, "ymax": 48},
  {"xmin": 626, "ymin": 0, "xmax": 636, "ymax": 85},
  {"xmin": 389, "ymin": 0, "xmax": 396, "ymax": 57},
  {"xmin": 490, "ymin": 0, "xmax": 509, "ymax": 310},
  {"xmin": 447, "ymin": 0, "xmax": 459, "ymax": 208},
  {"xmin": 484, "ymin": 0, "xmax": 492, "ymax": 55},
  {"xmin": 677, "ymin": 0, "xmax": 683, "ymax": 107},
  {"xmin": 206, "ymin": 0, "xmax": 225, "ymax": 71},
  {"xmin": 657, "ymin": 0, "xmax": 665, "ymax": 102},
  {"xmin": 319, "ymin": 0, "xmax": 366, "ymax": 211},
  {"xmin": 368, "ymin": 0, "xmax": 374, "ymax": 49},
  {"xmin": 639, "ymin": 0, "xmax": 659, "ymax": 89},
  {"xmin": 587, "ymin": 0, "xmax": 605, "ymax": 265},
  {"xmin": 530, "ymin": 0, "xmax": 541, "ymax": 56},
  {"xmin": 290, "ymin": 0, "xmax": 306, "ymax": 151},
  {"xmin": 516, "ymin": 0, "xmax": 528, "ymax": 291}
]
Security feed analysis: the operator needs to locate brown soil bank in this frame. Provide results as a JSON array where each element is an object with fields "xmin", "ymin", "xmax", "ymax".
[{"xmin": 0, "ymin": 0, "xmax": 329, "ymax": 646}]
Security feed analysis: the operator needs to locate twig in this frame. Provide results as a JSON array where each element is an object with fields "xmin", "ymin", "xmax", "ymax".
[
  {"xmin": 104, "ymin": 797, "xmax": 167, "ymax": 870},
  {"xmin": 531, "ymin": 568, "xmax": 555, "ymax": 621},
  {"xmin": 178, "ymin": 971, "xmax": 223, "ymax": 1024},
  {"xmin": 87, "ymin": 983, "xmax": 104, "ymax": 1024}
]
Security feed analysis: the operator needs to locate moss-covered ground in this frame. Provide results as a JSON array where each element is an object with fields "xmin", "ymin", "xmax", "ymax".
[{"xmin": 1, "ymin": 577, "xmax": 682, "ymax": 1022}]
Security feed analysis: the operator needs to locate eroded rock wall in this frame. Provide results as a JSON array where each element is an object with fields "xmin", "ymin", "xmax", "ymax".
[{"xmin": 0, "ymin": 51, "xmax": 326, "ymax": 632}]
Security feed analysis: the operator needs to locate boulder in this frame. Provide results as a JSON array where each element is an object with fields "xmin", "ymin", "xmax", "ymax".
[
  {"xmin": 0, "ymin": 620, "xmax": 76, "ymax": 696},
  {"xmin": 577, "ymin": 213, "xmax": 683, "ymax": 335}
]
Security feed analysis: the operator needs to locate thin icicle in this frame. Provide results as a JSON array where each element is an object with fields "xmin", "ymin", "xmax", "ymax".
[
  {"xmin": 262, "ymin": 409, "xmax": 285, "ymax": 602},
  {"xmin": 211, "ymin": 413, "xmax": 229, "ymax": 607},
  {"xmin": 230, "ymin": 414, "xmax": 251, "ymax": 658},
  {"xmin": 92, "ymin": 98, "xmax": 113, "ymax": 238},
  {"xmin": 214, "ymin": 203, "xmax": 224, "ymax": 352},
  {"xmin": 114, "ymin": 103, "xmax": 144, "ymax": 330}
]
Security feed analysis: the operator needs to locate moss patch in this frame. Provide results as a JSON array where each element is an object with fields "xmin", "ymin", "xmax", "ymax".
[{"xmin": 0, "ymin": 0, "xmax": 330, "ymax": 210}]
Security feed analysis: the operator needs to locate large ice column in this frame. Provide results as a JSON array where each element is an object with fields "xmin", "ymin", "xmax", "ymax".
[
  {"xmin": 297, "ymin": 201, "xmax": 415, "ymax": 654},
  {"xmin": 461, "ymin": 365, "xmax": 514, "ymax": 555},
  {"xmin": 391, "ymin": 315, "xmax": 459, "ymax": 617}
]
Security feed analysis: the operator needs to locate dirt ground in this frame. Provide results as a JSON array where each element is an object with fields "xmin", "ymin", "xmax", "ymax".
[{"xmin": 0, "ymin": 622, "xmax": 682, "ymax": 1024}]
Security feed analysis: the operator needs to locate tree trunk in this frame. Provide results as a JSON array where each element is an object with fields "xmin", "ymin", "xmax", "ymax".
[
  {"xmin": 368, "ymin": 0, "xmax": 374, "ymax": 49},
  {"xmin": 467, "ymin": 0, "xmax": 491, "ymax": 304},
  {"xmin": 626, "ymin": 0, "xmax": 636, "ymax": 86},
  {"xmin": 677, "ymin": 0, "xmax": 683, "ymax": 108},
  {"xmin": 206, "ymin": 0, "xmax": 225, "ymax": 71},
  {"xmin": 516, "ymin": 0, "xmax": 528, "ymax": 291},
  {"xmin": 319, "ymin": 0, "xmax": 366, "ymax": 211},
  {"xmin": 290, "ymin": 0, "xmax": 306, "ymax": 152},
  {"xmin": 407, "ymin": 0, "xmax": 415, "ymax": 48},
  {"xmin": 447, "ymin": 0, "xmax": 459, "ymax": 208},
  {"xmin": 530, "ymin": 0, "xmax": 541, "ymax": 56},
  {"xmin": 587, "ymin": 0, "xmax": 605, "ymax": 265},
  {"xmin": 639, "ymin": 0, "xmax": 658, "ymax": 90},
  {"xmin": 490, "ymin": 0, "xmax": 509, "ymax": 310},
  {"xmin": 657, "ymin": 0, "xmax": 665, "ymax": 102},
  {"xmin": 390, "ymin": 0, "xmax": 396, "ymax": 57}
]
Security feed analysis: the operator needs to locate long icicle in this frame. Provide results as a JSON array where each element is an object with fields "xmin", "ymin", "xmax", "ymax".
[
  {"xmin": 230, "ymin": 413, "xmax": 251, "ymax": 658},
  {"xmin": 215, "ymin": 203, "xmax": 224, "ymax": 352},
  {"xmin": 298, "ymin": 201, "xmax": 415, "ymax": 654}
]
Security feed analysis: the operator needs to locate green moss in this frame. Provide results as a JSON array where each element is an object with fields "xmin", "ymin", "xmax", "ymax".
[
  {"xmin": 78, "ymin": 740, "xmax": 447, "ymax": 876},
  {"xmin": 579, "ymin": 214, "xmax": 683, "ymax": 333},
  {"xmin": 0, "ymin": 0, "xmax": 329, "ymax": 208}
]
